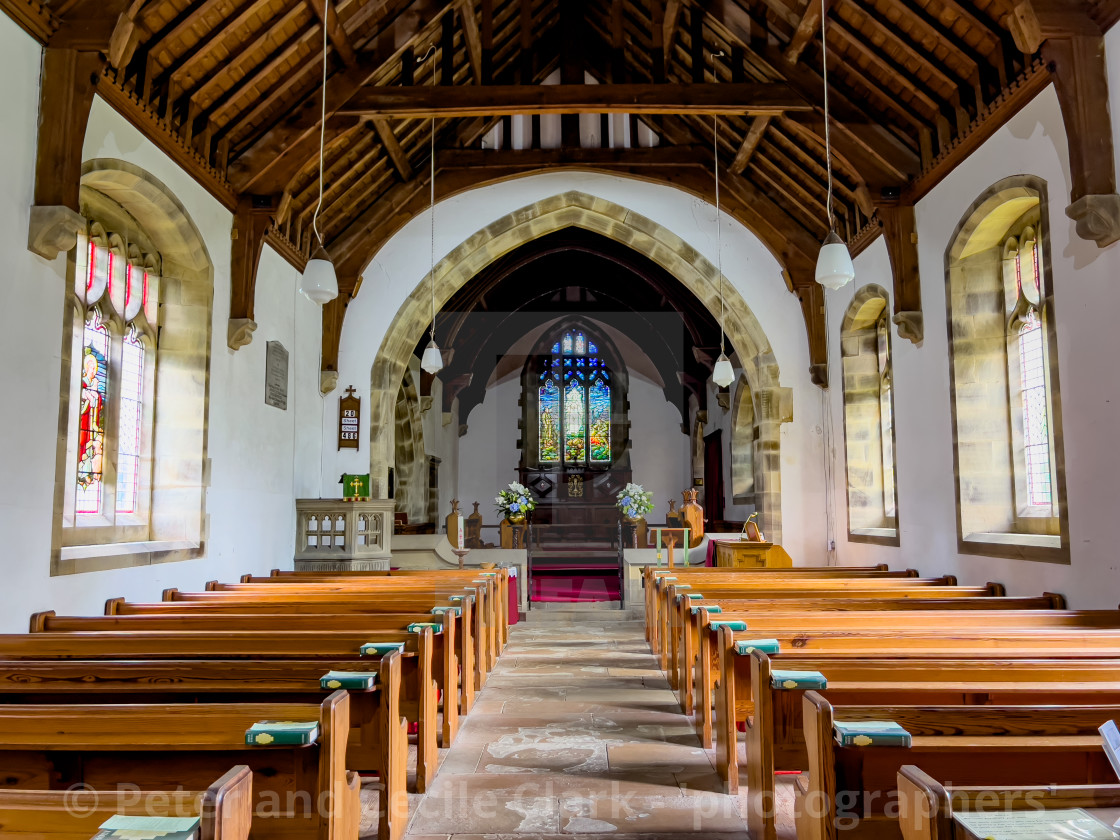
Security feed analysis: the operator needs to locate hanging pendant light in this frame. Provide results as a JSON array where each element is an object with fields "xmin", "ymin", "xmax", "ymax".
[
  {"xmin": 814, "ymin": 0, "xmax": 855, "ymax": 290},
  {"xmin": 299, "ymin": 0, "xmax": 339, "ymax": 306},
  {"xmin": 420, "ymin": 117, "xmax": 444, "ymax": 375},
  {"xmin": 711, "ymin": 115, "xmax": 735, "ymax": 389}
]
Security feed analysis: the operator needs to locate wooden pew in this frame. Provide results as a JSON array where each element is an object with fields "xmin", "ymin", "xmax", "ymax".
[
  {"xmin": 197, "ymin": 577, "xmax": 501, "ymax": 675},
  {"xmin": 42, "ymin": 604, "xmax": 474, "ymax": 729},
  {"xmin": 262, "ymin": 568, "xmax": 511, "ymax": 651},
  {"xmin": 0, "ymin": 692, "xmax": 365, "ymax": 840},
  {"xmin": 736, "ymin": 650, "xmax": 1120, "ymax": 839},
  {"xmin": 795, "ymin": 695, "xmax": 1120, "ymax": 840},
  {"xmin": 0, "ymin": 765, "xmax": 253, "ymax": 840},
  {"xmin": 655, "ymin": 580, "xmax": 996, "ymax": 671},
  {"xmin": 685, "ymin": 599, "xmax": 1097, "ymax": 731},
  {"xmin": 897, "ymin": 765, "xmax": 1120, "ymax": 840},
  {"xmin": 165, "ymin": 584, "xmax": 494, "ymax": 690},
  {"xmin": 0, "ymin": 627, "xmax": 439, "ymax": 797},
  {"xmin": 0, "ymin": 652, "xmax": 407, "ymax": 806}
]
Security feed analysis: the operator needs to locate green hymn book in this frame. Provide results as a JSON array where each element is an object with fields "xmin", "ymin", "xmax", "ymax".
[
  {"xmin": 321, "ymin": 670, "xmax": 378, "ymax": 690},
  {"xmin": 708, "ymin": 620, "xmax": 748, "ymax": 632},
  {"xmin": 431, "ymin": 605, "xmax": 462, "ymax": 616},
  {"xmin": 952, "ymin": 808, "xmax": 1120, "ymax": 840},
  {"xmin": 93, "ymin": 815, "xmax": 200, "ymax": 840},
  {"xmin": 245, "ymin": 720, "xmax": 320, "ymax": 746},
  {"xmin": 407, "ymin": 622, "xmax": 443, "ymax": 634},
  {"xmin": 692, "ymin": 604, "xmax": 722, "ymax": 614},
  {"xmin": 735, "ymin": 638, "xmax": 781, "ymax": 655},
  {"xmin": 833, "ymin": 720, "xmax": 912, "ymax": 747},
  {"xmin": 769, "ymin": 669, "xmax": 827, "ymax": 690},
  {"xmin": 359, "ymin": 641, "xmax": 405, "ymax": 656}
]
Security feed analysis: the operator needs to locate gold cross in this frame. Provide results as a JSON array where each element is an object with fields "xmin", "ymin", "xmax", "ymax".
[{"xmin": 350, "ymin": 476, "xmax": 364, "ymax": 498}]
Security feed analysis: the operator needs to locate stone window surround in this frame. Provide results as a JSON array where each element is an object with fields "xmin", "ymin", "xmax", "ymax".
[
  {"xmin": 50, "ymin": 160, "xmax": 214, "ymax": 576},
  {"xmin": 944, "ymin": 176, "xmax": 1069, "ymax": 564},
  {"xmin": 839, "ymin": 285, "xmax": 900, "ymax": 547}
]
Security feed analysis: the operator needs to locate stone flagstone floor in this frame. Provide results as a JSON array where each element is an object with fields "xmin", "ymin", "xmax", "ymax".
[{"xmin": 365, "ymin": 607, "xmax": 796, "ymax": 839}]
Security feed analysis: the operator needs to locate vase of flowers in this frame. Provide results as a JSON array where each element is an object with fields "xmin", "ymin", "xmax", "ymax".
[
  {"xmin": 617, "ymin": 483, "xmax": 654, "ymax": 522},
  {"xmin": 495, "ymin": 482, "xmax": 535, "ymax": 524}
]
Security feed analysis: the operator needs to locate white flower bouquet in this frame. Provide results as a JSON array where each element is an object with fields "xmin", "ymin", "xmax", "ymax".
[
  {"xmin": 617, "ymin": 482, "xmax": 654, "ymax": 519},
  {"xmin": 495, "ymin": 482, "xmax": 535, "ymax": 519}
]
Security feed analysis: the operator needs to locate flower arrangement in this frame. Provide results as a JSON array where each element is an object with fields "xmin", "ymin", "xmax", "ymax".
[
  {"xmin": 495, "ymin": 482, "xmax": 536, "ymax": 520},
  {"xmin": 617, "ymin": 483, "xmax": 654, "ymax": 520}
]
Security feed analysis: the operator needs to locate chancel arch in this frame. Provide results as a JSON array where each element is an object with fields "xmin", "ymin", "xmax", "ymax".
[
  {"xmin": 945, "ymin": 175, "xmax": 1069, "ymax": 562},
  {"xmin": 364, "ymin": 191, "xmax": 792, "ymax": 542}
]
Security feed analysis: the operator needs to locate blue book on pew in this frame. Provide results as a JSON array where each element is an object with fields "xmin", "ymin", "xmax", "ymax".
[
  {"xmin": 245, "ymin": 720, "xmax": 319, "ymax": 746},
  {"xmin": 735, "ymin": 638, "xmax": 781, "ymax": 655},
  {"xmin": 833, "ymin": 719, "xmax": 912, "ymax": 747},
  {"xmin": 770, "ymin": 669, "xmax": 827, "ymax": 689},
  {"xmin": 93, "ymin": 816, "xmax": 200, "ymax": 840},
  {"xmin": 321, "ymin": 670, "xmax": 378, "ymax": 690},
  {"xmin": 691, "ymin": 604, "xmax": 722, "ymax": 614},
  {"xmin": 709, "ymin": 620, "xmax": 748, "ymax": 632},
  {"xmin": 360, "ymin": 641, "xmax": 406, "ymax": 656}
]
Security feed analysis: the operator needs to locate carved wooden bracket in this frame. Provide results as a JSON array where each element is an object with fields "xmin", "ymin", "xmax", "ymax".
[
  {"xmin": 786, "ymin": 263, "xmax": 828, "ymax": 388},
  {"xmin": 1010, "ymin": 2, "xmax": 1120, "ymax": 247},
  {"xmin": 227, "ymin": 195, "xmax": 277, "ymax": 349},
  {"xmin": 877, "ymin": 198, "xmax": 924, "ymax": 343},
  {"xmin": 29, "ymin": 48, "xmax": 102, "ymax": 259},
  {"xmin": 320, "ymin": 287, "xmax": 352, "ymax": 395}
]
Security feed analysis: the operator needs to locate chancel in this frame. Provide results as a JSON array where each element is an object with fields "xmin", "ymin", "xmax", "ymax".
[{"xmin": 4, "ymin": 0, "xmax": 1120, "ymax": 837}]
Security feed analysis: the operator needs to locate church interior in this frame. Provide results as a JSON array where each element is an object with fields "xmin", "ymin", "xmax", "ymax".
[{"xmin": 4, "ymin": 0, "xmax": 1120, "ymax": 837}]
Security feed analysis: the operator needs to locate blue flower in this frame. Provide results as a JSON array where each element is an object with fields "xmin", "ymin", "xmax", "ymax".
[
  {"xmin": 626, "ymin": 507, "xmax": 637, "ymax": 518},
  {"xmin": 510, "ymin": 503, "xmax": 520, "ymax": 513},
  {"xmin": 518, "ymin": 496, "xmax": 527, "ymax": 505},
  {"xmin": 622, "ymin": 495, "xmax": 632, "ymax": 505}
]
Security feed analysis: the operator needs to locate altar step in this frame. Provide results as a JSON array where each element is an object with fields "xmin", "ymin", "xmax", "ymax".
[{"xmin": 529, "ymin": 553, "xmax": 622, "ymax": 603}]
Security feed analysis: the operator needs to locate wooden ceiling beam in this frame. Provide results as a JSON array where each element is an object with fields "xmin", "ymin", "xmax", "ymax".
[
  {"xmin": 0, "ymin": 0, "xmax": 58, "ymax": 42},
  {"xmin": 785, "ymin": 0, "xmax": 830, "ymax": 63},
  {"xmin": 306, "ymin": 0, "xmax": 358, "ymax": 67},
  {"xmin": 372, "ymin": 117, "xmax": 414, "ymax": 179},
  {"xmin": 435, "ymin": 145, "xmax": 710, "ymax": 169},
  {"xmin": 337, "ymin": 82, "xmax": 811, "ymax": 117},
  {"xmin": 457, "ymin": 0, "xmax": 484, "ymax": 83}
]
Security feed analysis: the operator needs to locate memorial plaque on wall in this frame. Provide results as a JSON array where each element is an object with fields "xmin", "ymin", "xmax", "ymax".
[
  {"xmin": 264, "ymin": 341, "xmax": 288, "ymax": 410},
  {"xmin": 338, "ymin": 386, "xmax": 360, "ymax": 450}
]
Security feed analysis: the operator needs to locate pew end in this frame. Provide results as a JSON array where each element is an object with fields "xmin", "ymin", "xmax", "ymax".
[
  {"xmin": 896, "ymin": 765, "xmax": 948, "ymax": 840},
  {"xmin": 1044, "ymin": 591, "xmax": 1068, "ymax": 609},
  {"xmin": 239, "ymin": 574, "xmax": 252, "ymax": 583},
  {"xmin": 104, "ymin": 597, "xmax": 125, "ymax": 615},
  {"xmin": 162, "ymin": 588, "xmax": 179, "ymax": 600},
  {"xmin": 205, "ymin": 580, "xmax": 219, "ymax": 591},
  {"xmin": 202, "ymin": 764, "xmax": 254, "ymax": 840},
  {"xmin": 985, "ymin": 581, "xmax": 1006, "ymax": 596},
  {"xmin": 28, "ymin": 611, "xmax": 54, "ymax": 632}
]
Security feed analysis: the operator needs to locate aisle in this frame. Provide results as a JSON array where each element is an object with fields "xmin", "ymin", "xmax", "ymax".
[{"xmin": 400, "ymin": 608, "xmax": 755, "ymax": 839}]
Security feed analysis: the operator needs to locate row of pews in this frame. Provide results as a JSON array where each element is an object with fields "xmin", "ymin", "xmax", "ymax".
[
  {"xmin": 644, "ymin": 564, "xmax": 1120, "ymax": 840},
  {"xmin": 0, "ymin": 567, "xmax": 511, "ymax": 840}
]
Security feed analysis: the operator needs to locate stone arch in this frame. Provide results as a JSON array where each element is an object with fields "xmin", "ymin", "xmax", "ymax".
[
  {"xmin": 52, "ymin": 159, "xmax": 215, "ymax": 574},
  {"xmin": 366, "ymin": 191, "xmax": 791, "ymax": 541},
  {"xmin": 394, "ymin": 364, "xmax": 428, "ymax": 524},
  {"xmin": 730, "ymin": 374, "xmax": 756, "ymax": 507}
]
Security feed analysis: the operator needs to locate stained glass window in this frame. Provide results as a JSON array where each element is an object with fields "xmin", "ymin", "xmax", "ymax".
[
  {"xmin": 1018, "ymin": 310, "xmax": 1051, "ymax": 506},
  {"xmin": 76, "ymin": 316, "xmax": 110, "ymax": 514},
  {"xmin": 588, "ymin": 376, "xmax": 611, "ymax": 462},
  {"xmin": 116, "ymin": 331, "xmax": 145, "ymax": 514},
  {"xmin": 564, "ymin": 377, "xmax": 586, "ymax": 461},
  {"xmin": 538, "ymin": 377, "xmax": 560, "ymax": 462},
  {"xmin": 538, "ymin": 330, "xmax": 612, "ymax": 466}
]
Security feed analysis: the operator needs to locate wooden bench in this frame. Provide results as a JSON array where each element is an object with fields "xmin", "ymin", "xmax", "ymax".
[
  {"xmin": 262, "ymin": 568, "xmax": 512, "ymax": 651},
  {"xmin": 197, "ymin": 577, "xmax": 501, "ymax": 676},
  {"xmin": 0, "ymin": 692, "xmax": 365, "ymax": 840},
  {"xmin": 736, "ymin": 651, "xmax": 1120, "ymax": 839},
  {"xmin": 164, "ymin": 584, "xmax": 493, "ymax": 689},
  {"xmin": 0, "ymin": 765, "xmax": 253, "ymax": 840},
  {"xmin": 0, "ymin": 627, "xmax": 439, "ymax": 798},
  {"xmin": 794, "ymin": 695, "xmax": 1119, "ymax": 840},
  {"xmin": 896, "ymin": 765, "xmax": 1120, "ymax": 840},
  {"xmin": 688, "ymin": 606, "xmax": 1120, "ymax": 745}
]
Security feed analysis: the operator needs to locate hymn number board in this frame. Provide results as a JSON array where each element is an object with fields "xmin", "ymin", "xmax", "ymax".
[{"xmin": 338, "ymin": 386, "xmax": 360, "ymax": 450}]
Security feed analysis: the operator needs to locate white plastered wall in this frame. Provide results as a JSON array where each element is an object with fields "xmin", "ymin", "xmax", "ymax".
[
  {"xmin": 823, "ymin": 75, "xmax": 1120, "ymax": 607},
  {"xmin": 325, "ymin": 171, "xmax": 828, "ymax": 565},
  {"xmin": 0, "ymin": 14, "xmax": 322, "ymax": 629}
]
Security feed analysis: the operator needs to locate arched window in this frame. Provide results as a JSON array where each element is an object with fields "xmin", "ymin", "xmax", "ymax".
[
  {"xmin": 840, "ymin": 286, "xmax": 899, "ymax": 544},
  {"xmin": 64, "ymin": 230, "xmax": 160, "ymax": 536},
  {"xmin": 946, "ymin": 177, "xmax": 1066, "ymax": 560},
  {"xmin": 537, "ymin": 329, "xmax": 612, "ymax": 466}
]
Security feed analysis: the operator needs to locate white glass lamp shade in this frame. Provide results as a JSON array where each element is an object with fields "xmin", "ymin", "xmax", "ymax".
[
  {"xmin": 421, "ymin": 340, "xmax": 444, "ymax": 374},
  {"xmin": 815, "ymin": 230, "xmax": 856, "ymax": 290},
  {"xmin": 712, "ymin": 353, "xmax": 735, "ymax": 388},
  {"xmin": 299, "ymin": 250, "xmax": 339, "ymax": 305}
]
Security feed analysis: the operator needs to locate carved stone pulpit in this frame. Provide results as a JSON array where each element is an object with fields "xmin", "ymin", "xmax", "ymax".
[{"xmin": 294, "ymin": 498, "xmax": 394, "ymax": 571}]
